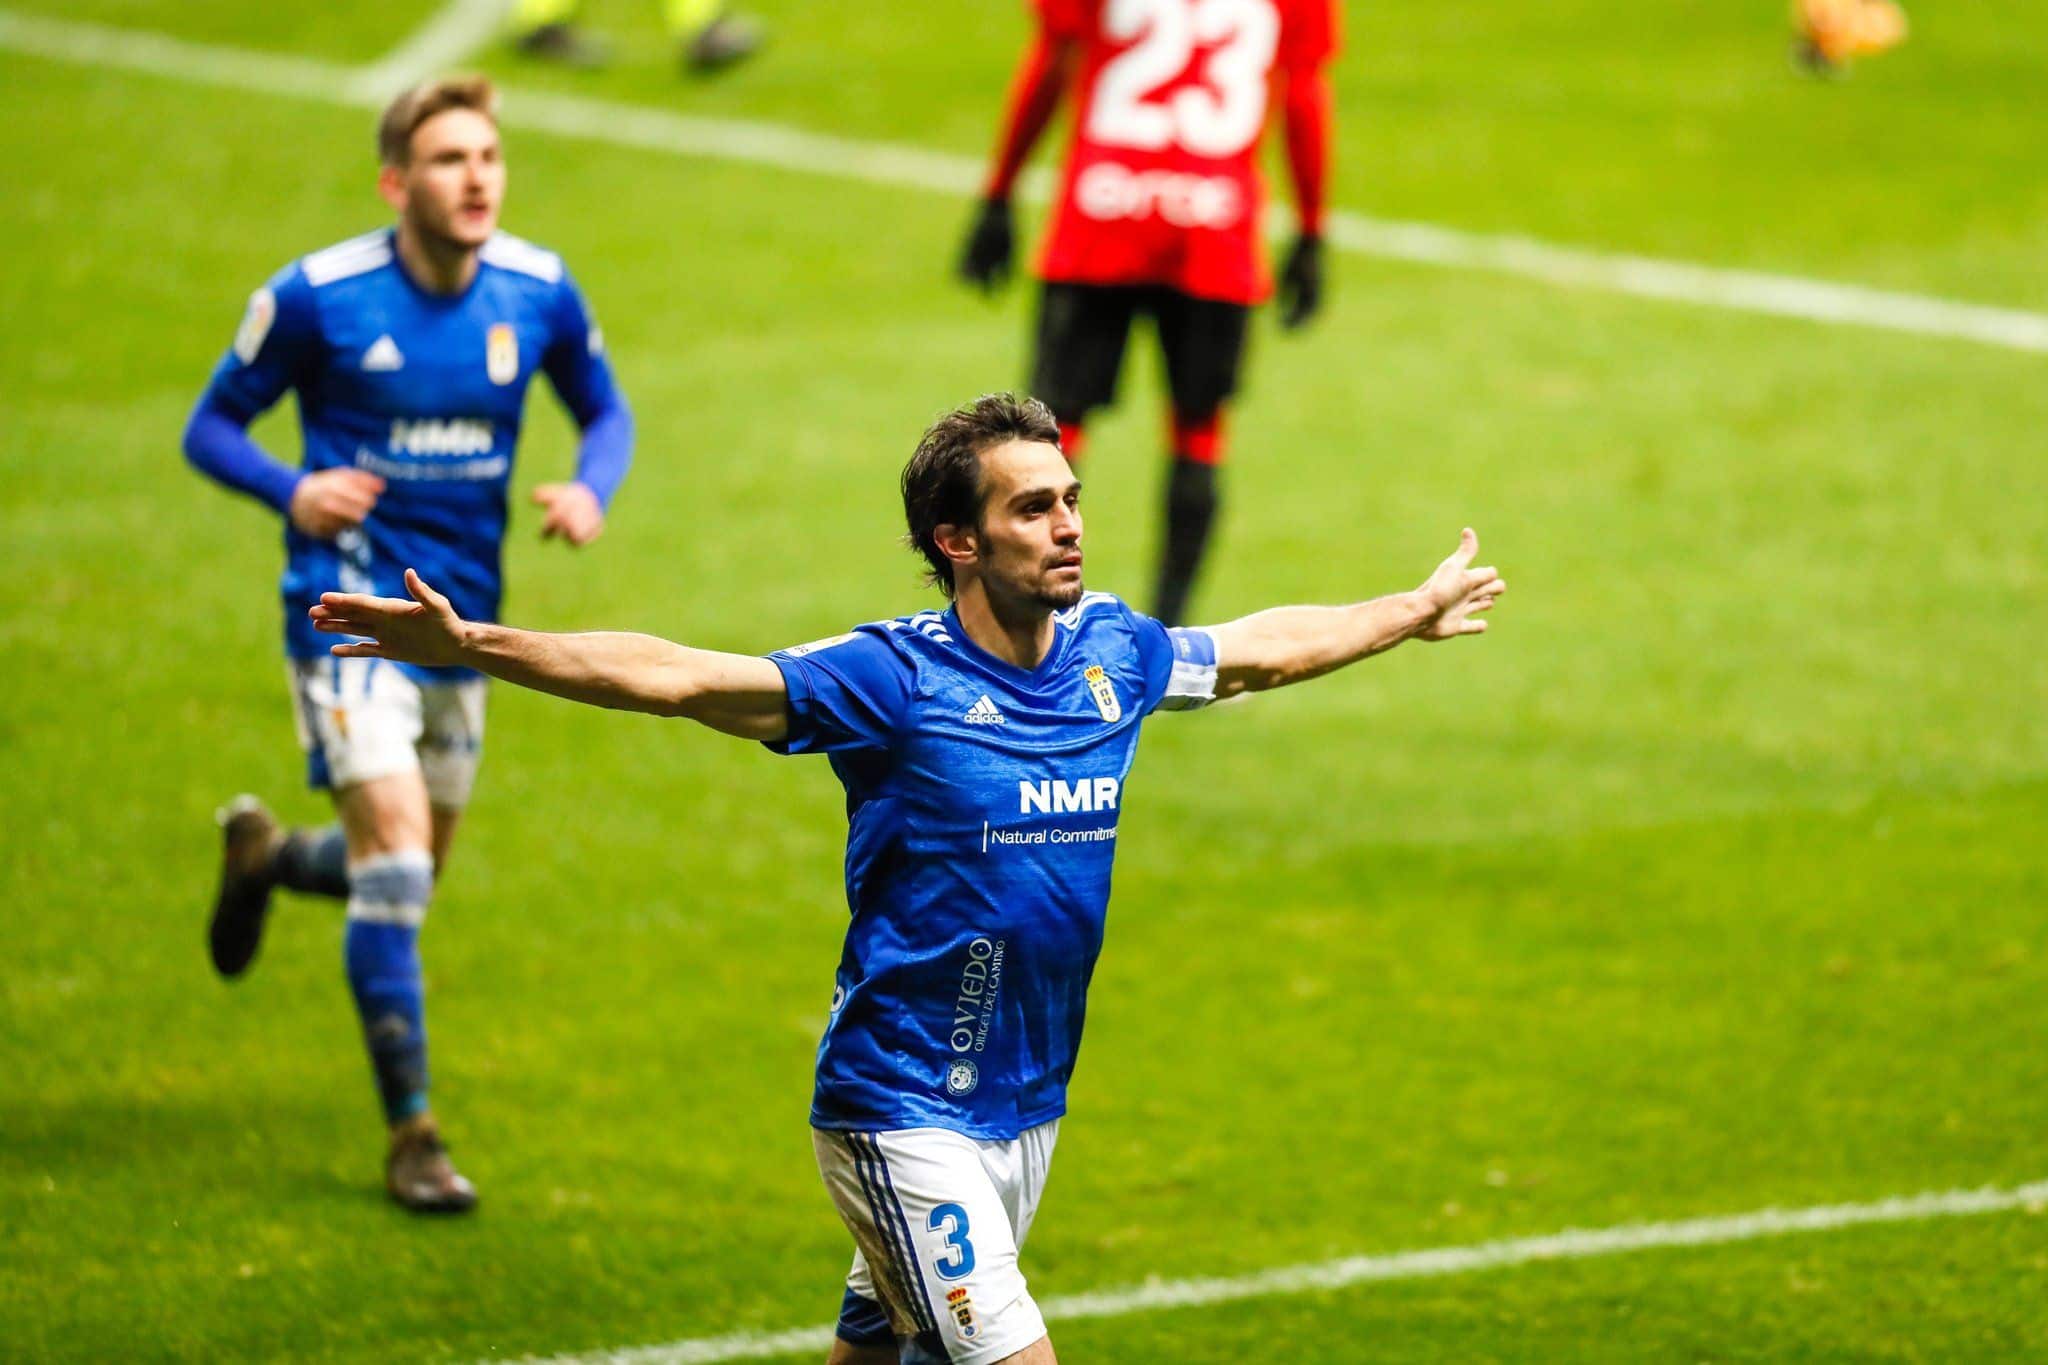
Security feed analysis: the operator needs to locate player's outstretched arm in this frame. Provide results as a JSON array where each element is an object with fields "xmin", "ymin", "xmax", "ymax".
[
  {"xmin": 1204, "ymin": 529, "xmax": 1505, "ymax": 699},
  {"xmin": 309, "ymin": 570, "xmax": 789, "ymax": 741}
]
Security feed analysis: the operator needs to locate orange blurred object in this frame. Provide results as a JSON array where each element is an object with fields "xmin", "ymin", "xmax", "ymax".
[{"xmin": 1796, "ymin": 0, "xmax": 1908, "ymax": 68}]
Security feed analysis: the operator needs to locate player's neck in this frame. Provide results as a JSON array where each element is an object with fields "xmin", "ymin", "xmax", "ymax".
[
  {"xmin": 394, "ymin": 219, "xmax": 481, "ymax": 296},
  {"xmin": 954, "ymin": 582, "xmax": 1056, "ymax": 671}
]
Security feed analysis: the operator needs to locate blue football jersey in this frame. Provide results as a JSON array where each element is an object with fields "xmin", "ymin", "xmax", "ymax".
[
  {"xmin": 199, "ymin": 229, "xmax": 625, "ymax": 679},
  {"xmin": 768, "ymin": 593, "xmax": 1221, "ymax": 1139}
]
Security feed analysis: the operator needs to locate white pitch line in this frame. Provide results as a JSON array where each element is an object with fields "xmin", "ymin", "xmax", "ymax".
[
  {"xmin": 518, "ymin": 1178, "xmax": 2048, "ymax": 1364},
  {"xmin": 346, "ymin": 0, "xmax": 509, "ymax": 102},
  {"xmin": 1321, "ymin": 216, "xmax": 2048, "ymax": 353},
  {"xmin": 5, "ymin": 8, "xmax": 2048, "ymax": 355},
  {"xmin": 0, "ymin": 7, "xmax": 354, "ymax": 102}
]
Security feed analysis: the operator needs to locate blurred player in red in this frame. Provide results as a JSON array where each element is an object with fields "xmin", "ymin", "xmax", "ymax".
[{"xmin": 959, "ymin": 0, "xmax": 1338, "ymax": 625}]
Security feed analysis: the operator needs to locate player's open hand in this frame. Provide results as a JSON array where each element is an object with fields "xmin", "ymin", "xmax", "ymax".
[
  {"xmin": 958, "ymin": 196, "xmax": 1014, "ymax": 293},
  {"xmin": 1415, "ymin": 528, "xmax": 1506, "ymax": 641},
  {"xmin": 288, "ymin": 467, "xmax": 385, "ymax": 540},
  {"xmin": 533, "ymin": 481, "xmax": 605, "ymax": 547},
  {"xmin": 310, "ymin": 569, "xmax": 470, "ymax": 668}
]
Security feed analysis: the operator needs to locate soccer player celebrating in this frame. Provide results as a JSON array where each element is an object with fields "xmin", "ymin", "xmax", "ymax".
[
  {"xmin": 959, "ymin": 0, "xmax": 1339, "ymax": 626},
  {"xmin": 182, "ymin": 76, "xmax": 634, "ymax": 1213},
  {"xmin": 308, "ymin": 394, "xmax": 1502, "ymax": 1356}
]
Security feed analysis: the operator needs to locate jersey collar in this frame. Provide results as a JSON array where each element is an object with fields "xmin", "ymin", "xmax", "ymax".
[{"xmin": 943, "ymin": 604, "xmax": 1072, "ymax": 686}]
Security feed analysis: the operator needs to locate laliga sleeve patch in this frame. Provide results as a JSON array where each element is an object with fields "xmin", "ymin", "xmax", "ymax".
[
  {"xmin": 233, "ymin": 287, "xmax": 276, "ymax": 364},
  {"xmin": 784, "ymin": 632, "xmax": 858, "ymax": 659}
]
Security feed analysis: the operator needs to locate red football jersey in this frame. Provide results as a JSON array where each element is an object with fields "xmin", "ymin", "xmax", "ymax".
[{"xmin": 1035, "ymin": 0, "xmax": 1337, "ymax": 304}]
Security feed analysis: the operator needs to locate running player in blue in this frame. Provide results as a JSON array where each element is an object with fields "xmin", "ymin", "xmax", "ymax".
[
  {"xmin": 308, "ymin": 394, "xmax": 1502, "ymax": 1355},
  {"xmin": 183, "ymin": 76, "xmax": 633, "ymax": 1213}
]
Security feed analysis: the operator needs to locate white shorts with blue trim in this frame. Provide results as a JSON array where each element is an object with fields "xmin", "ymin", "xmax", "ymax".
[
  {"xmin": 287, "ymin": 657, "xmax": 487, "ymax": 808},
  {"xmin": 814, "ymin": 1122, "xmax": 1058, "ymax": 1364}
]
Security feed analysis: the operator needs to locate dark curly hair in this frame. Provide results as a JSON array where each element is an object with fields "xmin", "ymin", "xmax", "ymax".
[{"xmin": 900, "ymin": 394, "xmax": 1062, "ymax": 596}]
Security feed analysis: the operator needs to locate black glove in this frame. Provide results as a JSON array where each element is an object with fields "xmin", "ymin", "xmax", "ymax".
[
  {"xmin": 1278, "ymin": 233, "xmax": 1324, "ymax": 330},
  {"xmin": 958, "ymin": 196, "xmax": 1015, "ymax": 293}
]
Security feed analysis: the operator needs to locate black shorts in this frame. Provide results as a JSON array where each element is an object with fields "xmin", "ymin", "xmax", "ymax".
[{"xmin": 1031, "ymin": 282, "xmax": 1251, "ymax": 421}]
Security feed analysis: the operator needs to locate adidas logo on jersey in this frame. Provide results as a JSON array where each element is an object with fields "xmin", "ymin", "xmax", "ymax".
[
  {"xmin": 964, "ymin": 695, "xmax": 1006, "ymax": 725},
  {"xmin": 361, "ymin": 335, "xmax": 405, "ymax": 372}
]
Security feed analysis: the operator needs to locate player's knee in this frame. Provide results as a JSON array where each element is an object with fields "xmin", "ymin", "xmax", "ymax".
[
  {"xmin": 1169, "ymin": 407, "xmax": 1226, "ymax": 465},
  {"xmin": 337, "ymin": 773, "xmax": 435, "ymax": 858}
]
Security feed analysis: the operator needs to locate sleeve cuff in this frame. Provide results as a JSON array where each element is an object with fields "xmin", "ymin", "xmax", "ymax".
[
  {"xmin": 1157, "ymin": 626, "xmax": 1221, "ymax": 711},
  {"xmin": 760, "ymin": 652, "xmax": 812, "ymax": 755}
]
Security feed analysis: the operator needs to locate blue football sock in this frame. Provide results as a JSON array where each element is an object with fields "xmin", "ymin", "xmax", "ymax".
[
  {"xmin": 273, "ymin": 824, "xmax": 349, "ymax": 898},
  {"xmin": 344, "ymin": 851, "xmax": 435, "ymax": 1124}
]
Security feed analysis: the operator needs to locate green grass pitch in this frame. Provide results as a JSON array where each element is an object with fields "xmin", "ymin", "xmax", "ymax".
[{"xmin": 2, "ymin": 1, "xmax": 2045, "ymax": 1360}]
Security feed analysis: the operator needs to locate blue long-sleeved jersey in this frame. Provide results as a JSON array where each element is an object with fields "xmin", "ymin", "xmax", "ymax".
[
  {"xmin": 768, "ymin": 595, "xmax": 1221, "ymax": 1139},
  {"xmin": 184, "ymin": 228, "xmax": 633, "ymax": 680}
]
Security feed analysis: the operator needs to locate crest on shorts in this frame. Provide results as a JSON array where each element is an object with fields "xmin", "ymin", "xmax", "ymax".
[
  {"xmin": 486, "ymin": 323, "xmax": 519, "ymax": 385},
  {"xmin": 945, "ymin": 1287, "xmax": 979, "ymax": 1340},
  {"xmin": 944, "ymin": 1059, "xmax": 978, "ymax": 1096},
  {"xmin": 1083, "ymin": 665, "xmax": 1121, "ymax": 723}
]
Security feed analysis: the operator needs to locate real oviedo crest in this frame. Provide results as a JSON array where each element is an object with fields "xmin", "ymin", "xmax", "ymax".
[
  {"xmin": 1083, "ymin": 664, "xmax": 1121, "ymax": 723},
  {"xmin": 486, "ymin": 323, "xmax": 519, "ymax": 385}
]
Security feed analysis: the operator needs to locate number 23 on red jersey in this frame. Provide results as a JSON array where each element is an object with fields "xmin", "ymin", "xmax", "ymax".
[
  {"xmin": 1041, "ymin": 0, "xmax": 1336, "ymax": 160},
  {"xmin": 1032, "ymin": 0, "xmax": 1337, "ymax": 302}
]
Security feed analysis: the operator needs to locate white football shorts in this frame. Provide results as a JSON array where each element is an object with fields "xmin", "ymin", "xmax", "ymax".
[
  {"xmin": 288, "ymin": 657, "xmax": 487, "ymax": 808},
  {"xmin": 814, "ymin": 1121, "xmax": 1059, "ymax": 1364}
]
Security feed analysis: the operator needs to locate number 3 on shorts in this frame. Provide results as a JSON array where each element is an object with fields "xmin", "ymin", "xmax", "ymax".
[{"xmin": 928, "ymin": 1202, "xmax": 977, "ymax": 1280}]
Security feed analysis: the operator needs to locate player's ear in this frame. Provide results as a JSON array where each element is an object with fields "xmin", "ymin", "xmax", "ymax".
[
  {"xmin": 376, "ymin": 162, "xmax": 408, "ymax": 215},
  {"xmin": 932, "ymin": 522, "xmax": 978, "ymax": 571}
]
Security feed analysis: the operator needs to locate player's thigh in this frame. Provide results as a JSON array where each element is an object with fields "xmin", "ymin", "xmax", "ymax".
[
  {"xmin": 814, "ymin": 1128, "xmax": 1048, "ymax": 1365},
  {"xmin": 989, "ymin": 1118, "xmax": 1059, "ymax": 1249},
  {"xmin": 290, "ymin": 656, "xmax": 426, "ymax": 803},
  {"xmin": 1031, "ymin": 283, "xmax": 1140, "ymax": 420},
  {"xmin": 417, "ymin": 679, "xmax": 487, "ymax": 810},
  {"xmin": 428, "ymin": 806, "xmax": 462, "ymax": 874},
  {"xmin": 333, "ymin": 771, "xmax": 434, "ymax": 862},
  {"xmin": 1149, "ymin": 289, "xmax": 1252, "ymax": 421},
  {"xmin": 827, "ymin": 1269, "xmax": 897, "ymax": 1365}
]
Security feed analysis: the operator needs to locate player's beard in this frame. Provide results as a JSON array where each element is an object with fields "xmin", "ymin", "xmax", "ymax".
[
  {"xmin": 983, "ymin": 552, "xmax": 1084, "ymax": 614},
  {"xmin": 1025, "ymin": 555, "xmax": 1085, "ymax": 611},
  {"xmin": 1036, "ymin": 576, "xmax": 1085, "ymax": 610}
]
